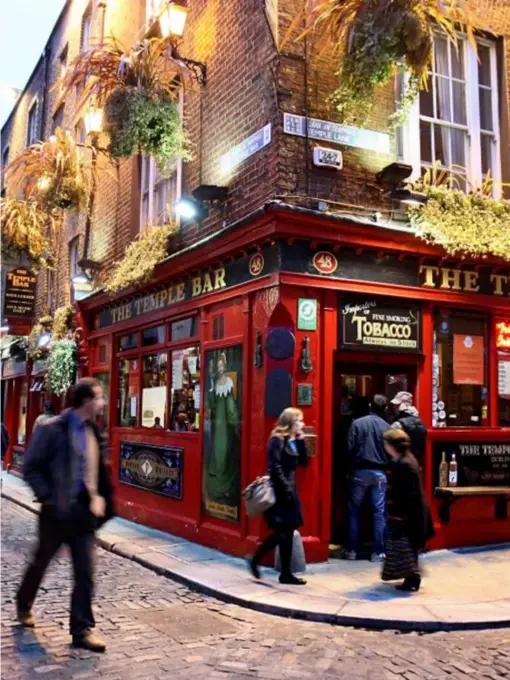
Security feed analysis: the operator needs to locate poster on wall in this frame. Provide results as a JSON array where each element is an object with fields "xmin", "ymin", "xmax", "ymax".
[
  {"xmin": 202, "ymin": 345, "xmax": 243, "ymax": 522},
  {"xmin": 453, "ymin": 334, "xmax": 484, "ymax": 385},
  {"xmin": 119, "ymin": 441, "xmax": 183, "ymax": 499}
]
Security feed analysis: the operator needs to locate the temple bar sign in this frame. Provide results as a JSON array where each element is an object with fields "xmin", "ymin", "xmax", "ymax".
[{"xmin": 419, "ymin": 265, "xmax": 510, "ymax": 296}]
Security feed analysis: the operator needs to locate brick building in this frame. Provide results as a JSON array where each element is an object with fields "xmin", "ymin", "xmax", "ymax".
[{"xmin": 2, "ymin": 1, "xmax": 510, "ymax": 562}]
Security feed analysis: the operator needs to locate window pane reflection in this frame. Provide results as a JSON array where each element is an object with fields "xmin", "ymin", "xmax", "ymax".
[
  {"xmin": 142, "ymin": 353, "xmax": 168, "ymax": 428},
  {"xmin": 170, "ymin": 346, "xmax": 200, "ymax": 431},
  {"xmin": 118, "ymin": 359, "xmax": 139, "ymax": 427}
]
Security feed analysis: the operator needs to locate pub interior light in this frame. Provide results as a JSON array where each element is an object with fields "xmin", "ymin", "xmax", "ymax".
[{"xmin": 159, "ymin": 2, "xmax": 189, "ymax": 38}]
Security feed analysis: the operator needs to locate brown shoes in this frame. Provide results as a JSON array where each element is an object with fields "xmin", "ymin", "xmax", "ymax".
[
  {"xmin": 72, "ymin": 633, "xmax": 106, "ymax": 653},
  {"xmin": 17, "ymin": 608, "xmax": 36, "ymax": 628}
]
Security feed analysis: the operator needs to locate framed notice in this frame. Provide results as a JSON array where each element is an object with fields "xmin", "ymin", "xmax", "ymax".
[
  {"xmin": 119, "ymin": 442, "xmax": 183, "ymax": 499},
  {"xmin": 339, "ymin": 296, "xmax": 422, "ymax": 353},
  {"xmin": 453, "ymin": 334, "xmax": 484, "ymax": 385}
]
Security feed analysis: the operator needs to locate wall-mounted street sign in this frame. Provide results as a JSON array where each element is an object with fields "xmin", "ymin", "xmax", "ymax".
[
  {"xmin": 220, "ymin": 123, "xmax": 272, "ymax": 175},
  {"xmin": 339, "ymin": 296, "xmax": 422, "ymax": 353},
  {"xmin": 297, "ymin": 298, "xmax": 317, "ymax": 331},
  {"xmin": 283, "ymin": 113, "xmax": 391, "ymax": 154},
  {"xmin": 3, "ymin": 267, "xmax": 37, "ymax": 319}
]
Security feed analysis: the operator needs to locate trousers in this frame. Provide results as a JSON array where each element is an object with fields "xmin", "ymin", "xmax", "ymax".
[
  {"xmin": 252, "ymin": 527, "xmax": 294, "ymax": 576},
  {"xmin": 17, "ymin": 506, "xmax": 96, "ymax": 637},
  {"xmin": 348, "ymin": 469, "xmax": 387, "ymax": 555}
]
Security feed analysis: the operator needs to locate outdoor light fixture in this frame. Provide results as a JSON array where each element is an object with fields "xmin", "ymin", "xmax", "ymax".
[
  {"xmin": 37, "ymin": 332, "xmax": 51, "ymax": 349},
  {"xmin": 84, "ymin": 106, "xmax": 104, "ymax": 136},
  {"xmin": 376, "ymin": 162, "xmax": 413, "ymax": 186},
  {"xmin": 72, "ymin": 271, "xmax": 94, "ymax": 302},
  {"xmin": 392, "ymin": 188, "xmax": 427, "ymax": 206},
  {"xmin": 175, "ymin": 185, "xmax": 227, "ymax": 223},
  {"xmin": 159, "ymin": 1, "xmax": 189, "ymax": 38}
]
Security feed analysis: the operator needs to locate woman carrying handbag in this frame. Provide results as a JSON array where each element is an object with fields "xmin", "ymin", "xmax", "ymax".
[{"xmin": 248, "ymin": 408, "xmax": 308, "ymax": 585}]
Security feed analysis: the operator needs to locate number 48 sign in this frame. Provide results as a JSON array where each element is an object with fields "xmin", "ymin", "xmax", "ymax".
[{"xmin": 298, "ymin": 298, "xmax": 318, "ymax": 331}]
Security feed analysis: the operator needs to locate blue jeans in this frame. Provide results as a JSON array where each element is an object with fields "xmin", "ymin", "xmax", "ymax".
[{"xmin": 348, "ymin": 469, "xmax": 387, "ymax": 555}]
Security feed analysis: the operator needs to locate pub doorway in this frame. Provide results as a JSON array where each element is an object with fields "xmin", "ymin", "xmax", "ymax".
[{"xmin": 330, "ymin": 352, "xmax": 419, "ymax": 555}]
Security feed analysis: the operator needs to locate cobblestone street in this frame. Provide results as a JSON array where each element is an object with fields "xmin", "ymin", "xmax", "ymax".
[{"xmin": 2, "ymin": 500, "xmax": 510, "ymax": 680}]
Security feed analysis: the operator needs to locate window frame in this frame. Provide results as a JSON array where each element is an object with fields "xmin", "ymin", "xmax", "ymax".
[
  {"xmin": 27, "ymin": 100, "xmax": 38, "ymax": 146},
  {"xmin": 80, "ymin": 3, "xmax": 93, "ymax": 54},
  {"xmin": 114, "ymin": 314, "xmax": 200, "ymax": 431},
  {"xmin": 399, "ymin": 36, "xmax": 501, "ymax": 196}
]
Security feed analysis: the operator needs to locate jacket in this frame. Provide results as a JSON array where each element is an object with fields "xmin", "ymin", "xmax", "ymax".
[
  {"xmin": 347, "ymin": 414, "xmax": 390, "ymax": 471},
  {"xmin": 265, "ymin": 436, "xmax": 308, "ymax": 530},
  {"xmin": 387, "ymin": 453, "xmax": 434, "ymax": 549},
  {"xmin": 23, "ymin": 409, "xmax": 114, "ymax": 532},
  {"xmin": 393, "ymin": 414, "xmax": 427, "ymax": 465}
]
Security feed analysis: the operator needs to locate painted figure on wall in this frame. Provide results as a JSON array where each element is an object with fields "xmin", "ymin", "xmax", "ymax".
[{"xmin": 203, "ymin": 348, "xmax": 242, "ymax": 521}]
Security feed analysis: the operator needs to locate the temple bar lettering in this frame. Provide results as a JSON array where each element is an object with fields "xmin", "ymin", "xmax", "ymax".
[{"xmin": 419, "ymin": 266, "xmax": 510, "ymax": 296}]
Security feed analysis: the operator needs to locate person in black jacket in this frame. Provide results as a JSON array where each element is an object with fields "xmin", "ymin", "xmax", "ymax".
[
  {"xmin": 248, "ymin": 408, "xmax": 308, "ymax": 585},
  {"xmin": 346, "ymin": 395, "xmax": 390, "ymax": 562},
  {"xmin": 390, "ymin": 392, "xmax": 427, "ymax": 466},
  {"xmin": 16, "ymin": 378, "xmax": 114, "ymax": 652},
  {"xmin": 382, "ymin": 429, "xmax": 434, "ymax": 592}
]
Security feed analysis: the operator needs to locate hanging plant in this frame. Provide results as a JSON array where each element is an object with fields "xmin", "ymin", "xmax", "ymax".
[
  {"xmin": 407, "ymin": 165, "xmax": 510, "ymax": 261},
  {"xmin": 27, "ymin": 323, "xmax": 47, "ymax": 361},
  {"xmin": 5, "ymin": 128, "xmax": 90, "ymax": 213},
  {"xmin": 51, "ymin": 305, "xmax": 75, "ymax": 342},
  {"xmin": 105, "ymin": 88, "xmax": 192, "ymax": 173},
  {"xmin": 287, "ymin": 0, "xmax": 489, "ymax": 125},
  {"xmin": 46, "ymin": 339, "xmax": 77, "ymax": 396},
  {"xmin": 104, "ymin": 222, "xmax": 179, "ymax": 294},
  {"xmin": 57, "ymin": 37, "xmax": 194, "ymax": 168},
  {"xmin": 0, "ymin": 198, "xmax": 58, "ymax": 269}
]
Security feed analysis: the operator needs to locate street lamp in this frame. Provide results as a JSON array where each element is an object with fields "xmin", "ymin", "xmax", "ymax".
[{"xmin": 159, "ymin": 2, "xmax": 189, "ymax": 38}]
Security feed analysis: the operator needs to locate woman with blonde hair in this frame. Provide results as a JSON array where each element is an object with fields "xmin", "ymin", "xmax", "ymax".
[{"xmin": 248, "ymin": 407, "xmax": 308, "ymax": 585}]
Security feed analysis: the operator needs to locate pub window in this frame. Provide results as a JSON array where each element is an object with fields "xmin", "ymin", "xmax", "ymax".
[
  {"xmin": 119, "ymin": 333, "xmax": 138, "ymax": 352},
  {"xmin": 27, "ymin": 101, "xmax": 38, "ymax": 146},
  {"xmin": 433, "ymin": 311, "xmax": 488, "ymax": 427},
  {"xmin": 170, "ymin": 316, "xmax": 197, "ymax": 341},
  {"xmin": 170, "ymin": 346, "xmax": 200, "ymax": 431},
  {"xmin": 80, "ymin": 3, "xmax": 92, "ymax": 54},
  {"xmin": 118, "ymin": 359, "xmax": 139, "ymax": 427},
  {"xmin": 52, "ymin": 104, "xmax": 65, "ymax": 134},
  {"xmin": 142, "ymin": 353, "xmax": 168, "ymax": 428},
  {"xmin": 496, "ymin": 321, "xmax": 510, "ymax": 426},
  {"xmin": 94, "ymin": 371, "xmax": 110, "ymax": 430},
  {"xmin": 142, "ymin": 325, "xmax": 165, "ymax": 347},
  {"xmin": 17, "ymin": 379, "xmax": 28, "ymax": 444}
]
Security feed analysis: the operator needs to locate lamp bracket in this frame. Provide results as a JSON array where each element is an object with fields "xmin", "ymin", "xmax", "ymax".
[{"xmin": 171, "ymin": 46, "xmax": 207, "ymax": 86}]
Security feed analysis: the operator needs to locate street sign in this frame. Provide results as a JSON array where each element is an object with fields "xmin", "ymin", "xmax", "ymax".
[{"xmin": 297, "ymin": 298, "xmax": 317, "ymax": 331}]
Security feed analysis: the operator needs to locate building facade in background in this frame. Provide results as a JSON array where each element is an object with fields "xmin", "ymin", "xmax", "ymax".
[{"xmin": 2, "ymin": 0, "xmax": 510, "ymax": 561}]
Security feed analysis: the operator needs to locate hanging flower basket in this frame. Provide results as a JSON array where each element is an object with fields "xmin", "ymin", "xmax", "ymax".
[
  {"xmin": 105, "ymin": 88, "xmax": 192, "ymax": 174},
  {"xmin": 0, "ymin": 198, "xmax": 59, "ymax": 269},
  {"xmin": 46, "ymin": 339, "xmax": 78, "ymax": 396}
]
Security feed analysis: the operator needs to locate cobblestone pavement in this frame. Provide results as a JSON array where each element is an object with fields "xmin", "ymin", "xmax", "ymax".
[{"xmin": 2, "ymin": 500, "xmax": 510, "ymax": 680}]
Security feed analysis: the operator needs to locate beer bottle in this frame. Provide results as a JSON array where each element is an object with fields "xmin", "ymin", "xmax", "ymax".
[{"xmin": 439, "ymin": 451, "xmax": 448, "ymax": 487}]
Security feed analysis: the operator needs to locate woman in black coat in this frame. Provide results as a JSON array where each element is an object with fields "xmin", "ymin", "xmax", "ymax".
[
  {"xmin": 382, "ymin": 429, "xmax": 434, "ymax": 592},
  {"xmin": 248, "ymin": 408, "xmax": 308, "ymax": 585}
]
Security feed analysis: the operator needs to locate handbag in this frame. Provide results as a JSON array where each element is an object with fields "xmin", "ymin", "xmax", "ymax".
[{"xmin": 242, "ymin": 475, "xmax": 275, "ymax": 517}]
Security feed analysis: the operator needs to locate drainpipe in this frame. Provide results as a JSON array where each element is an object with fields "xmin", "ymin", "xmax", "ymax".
[{"xmin": 40, "ymin": 47, "xmax": 51, "ymax": 140}]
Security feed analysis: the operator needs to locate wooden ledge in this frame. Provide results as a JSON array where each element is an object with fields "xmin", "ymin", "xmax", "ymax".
[{"xmin": 435, "ymin": 486, "xmax": 510, "ymax": 497}]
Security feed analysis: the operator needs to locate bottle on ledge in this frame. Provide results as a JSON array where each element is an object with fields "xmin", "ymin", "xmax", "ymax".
[
  {"xmin": 439, "ymin": 451, "xmax": 448, "ymax": 487},
  {"xmin": 448, "ymin": 453, "xmax": 458, "ymax": 487}
]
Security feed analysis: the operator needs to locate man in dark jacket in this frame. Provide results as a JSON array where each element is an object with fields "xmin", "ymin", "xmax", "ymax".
[
  {"xmin": 346, "ymin": 394, "xmax": 390, "ymax": 561},
  {"xmin": 16, "ymin": 378, "xmax": 113, "ymax": 652},
  {"xmin": 390, "ymin": 392, "xmax": 427, "ymax": 466}
]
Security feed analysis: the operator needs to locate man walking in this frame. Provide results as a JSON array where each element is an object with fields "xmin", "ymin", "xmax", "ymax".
[
  {"xmin": 16, "ymin": 378, "xmax": 113, "ymax": 652},
  {"xmin": 390, "ymin": 392, "xmax": 427, "ymax": 466},
  {"xmin": 346, "ymin": 394, "xmax": 390, "ymax": 562}
]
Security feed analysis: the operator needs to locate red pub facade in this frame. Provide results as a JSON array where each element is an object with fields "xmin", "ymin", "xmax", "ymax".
[{"xmin": 74, "ymin": 203, "xmax": 510, "ymax": 562}]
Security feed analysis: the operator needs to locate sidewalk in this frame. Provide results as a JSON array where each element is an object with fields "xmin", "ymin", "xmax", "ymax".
[{"xmin": 3, "ymin": 470, "xmax": 510, "ymax": 632}]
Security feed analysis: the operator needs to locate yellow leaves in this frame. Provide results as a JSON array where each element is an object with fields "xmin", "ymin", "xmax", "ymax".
[
  {"xmin": 104, "ymin": 222, "xmax": 179, "ymax": 294},
  {"xmin": 0, "ymin": 198, "xmax": 60, "ymax": 269}
]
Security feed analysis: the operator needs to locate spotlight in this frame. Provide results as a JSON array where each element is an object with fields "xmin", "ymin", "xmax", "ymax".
[
  {"xmin": 38, "ymin": 332, "xmax": 51, "ymax": 349},
  {"xmin": 174, "ymin": 196, "xmax": 206, "ymax": 221}
]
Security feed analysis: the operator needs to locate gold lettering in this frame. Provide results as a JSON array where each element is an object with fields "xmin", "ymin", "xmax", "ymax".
[
  {"xmin": 158, "ymin": 289, "xmax": 168, "ymax": 308},
  {"xmin": 149, "ymin": 294, "xmax": 158, "ymax": 311},
  {"xmin": 214, "ymin": 267, "xmax": 226, "ymax": 290},
  {"xmin": 143, "ymin": 296, "xmax": 151, "ymax": 313},
  {"xmin": 202, "ymin": 272, "xmax": 213, "ymax": 294},
  {"xmin": 134, "ymin": 299, "xmax": 143, "ymax": 315},
  {"xmin": 168, "ymin": 285, "xmax": 177, "ymax": 304},
  {"xmin": 124, "ymin": 304, "xmax": 132, "ymax": 320},
  {"xmin": 491, "ymin": 274, "xmax": 508, "ymax": 296},
  {"xmin": 191, "ymin": 276, "xmax": 202, "ymax": 297},
  {"xmin": 419, "ymin": 265, "xmax": 439, "ymax": 288},
  {"xmin": 111, "ymin": 308, "xmax": 119, "ymax": 324},
  {"xmin": 117, "ymin": 306, "xmax": 126, "ymax": 322},
  {"xmin": 176, "ymin": 282, "xmax": 186, "ymax": 301},
  {"xmin": 440, "ymin": 267, "xmax": 462, "ymax": 291},
  {"xmin": 463, "ymin": 270, "xmax": 480, "ymax": 292}
]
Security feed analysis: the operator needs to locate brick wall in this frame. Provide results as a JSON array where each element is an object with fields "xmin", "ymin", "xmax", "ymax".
[{"xmin": 2, "ymin": 0, "xmax": 510, "ymax": 315}]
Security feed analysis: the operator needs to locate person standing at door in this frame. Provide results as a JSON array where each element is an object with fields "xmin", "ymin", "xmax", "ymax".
[
  {"xmin": 346, "ymin": 394, "xmax": 390, "ymax": 562},
  {"xmin": 248, "ymin": 408, "xmax": 308, "ymax": 585},
  {"xmin": 16, "ymin": 378, "xmax": 114, "ymax": 652},
  {"xmin": 390, "ymin": 392, "xmax": 427, "ymax": 466}
]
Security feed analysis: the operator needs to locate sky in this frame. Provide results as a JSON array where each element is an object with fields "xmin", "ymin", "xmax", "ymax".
[{"xmin": 0, "ymin": 0, "xmax": 66, "ymax": 127}]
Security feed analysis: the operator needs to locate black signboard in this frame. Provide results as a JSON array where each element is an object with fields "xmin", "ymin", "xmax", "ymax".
[
  {"xmin": 119, "ymin": 441, "xmax": 183, "ymax": 499},
  {"xmin": 433, "ymin": 442, "xmax": 510, "ymax": 487},
  {"xmin": 3, "ymin": 267, "xmax": 37, "ymax": 319},
  {"xmin": 339, "ymin": 296, "xmax": 422, "ymax": 353}
]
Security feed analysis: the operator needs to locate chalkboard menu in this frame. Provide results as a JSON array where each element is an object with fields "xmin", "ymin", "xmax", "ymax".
[
  {"xmin": 433, "ymin": 442, "xmax": 510, "ymax": 487},
  {"xmin": 339, "ymin": 296, "xmax": 422, "ymax": 353}
]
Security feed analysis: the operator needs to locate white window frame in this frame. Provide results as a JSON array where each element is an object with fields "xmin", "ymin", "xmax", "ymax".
[
  {"xmin": 80, "ymin": 4, "xmax": 92, "ymax": 54},
  {"xmin": 27, "ymin": 100, "xmax": 38, "ymax": 146},
  {"xmin": 399, "ymin": 36, "xmax": 501, "ymax": 196}
]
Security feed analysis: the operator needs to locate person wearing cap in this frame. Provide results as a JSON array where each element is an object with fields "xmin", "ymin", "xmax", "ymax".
[{"xmin": 390, "ymin": 392, "xmax": 427, "ymax": 466}]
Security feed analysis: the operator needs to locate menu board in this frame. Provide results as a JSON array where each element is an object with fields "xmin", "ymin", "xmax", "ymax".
[
  {"xmin": 433, "ymin": 442, "xmax": 510, "ymax": 487},
  {"xmin": 498, "ymin": 357, "xmax": 510, "ymax": 397}
]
